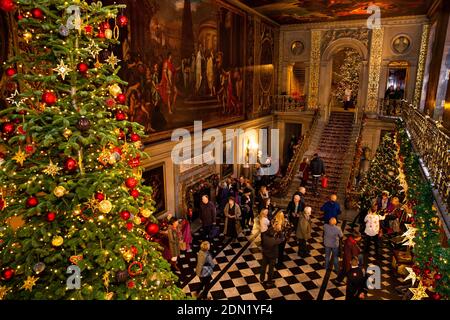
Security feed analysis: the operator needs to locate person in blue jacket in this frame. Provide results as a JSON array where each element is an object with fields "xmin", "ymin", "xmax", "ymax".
[{"xmin": 321, "ymin": 193, "xmax": 342, "ymax": 223}]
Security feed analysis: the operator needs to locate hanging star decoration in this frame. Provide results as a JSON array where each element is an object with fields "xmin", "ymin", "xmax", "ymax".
[
  {"xmin": 20, "ymin": 276, "xmax": 38, "ymax": 292},
  {"xmin": 12, "ymin": 148, "xmax": 27, "ymax": 166},
  {"xmin": 43, "ymin": 159, "xmax": 62, "ymax": 177},
  {"xmin": 409, "ymin": 281, "xmax": 429, "ymax": 300},
  {"xmin": 94, "ymin": 57, "xmax": 103, "ymax": 69},
  {"xmin": 5, "ymin": 89, "xmax": 25, "ymax": 107},
  {"xmin": 52, "ymin": 59, "xmax": 72, "ymax": 80},
  {"xmin": 106, "ymin": 52, "xmax": 121, "ymax": 68},
  {"xmin": 401, "ymin": 224, "xmax": 417, "ymax": 247},
  {"xmin": 86, "ymin": 40, "xmax": 102, "ymax": 58},
  {"xmin": 0, "ymin": 286, "xmax": 11, "ymax": 300},
  {"xmin": 103, "ymin": 271, "xmax": 110, "ymax": 289},
  {"xmin": 404, "ymin": 267, "xmax": 417, "ymax": 286}
]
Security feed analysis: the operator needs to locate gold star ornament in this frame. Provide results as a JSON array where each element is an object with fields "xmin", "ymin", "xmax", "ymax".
[
  {"xmin": 52, "ymin": 59, "xmax": 73, "ymax": 80},
  {"xmin": 0, "ymin": 286, "xmax": 11, "ymax": 300},
  {"xmin": 409, "ymin": 281, "xmax": 429, "ymax": 300},
  {"xmin": 43, "ymin": 160, "xmax": 62, "ymax": 177},
  {"xmin": 21, "ymin": 276, "xmax": 38, "ymax": 292},
  {"xmin": 12, "ymin": 148, "xmax": 27, "ymax": 166},
  {"xmin": 404, "ymin": 267, "xmax": 417, "ymax": 286},
  {"xmin": 106, "ymin": 52, "xmax": 121, "ymax": 68}
]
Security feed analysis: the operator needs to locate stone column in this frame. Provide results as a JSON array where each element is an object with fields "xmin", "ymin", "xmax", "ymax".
[
  {"xmin": 413, "ymin": 24, "xmax": 430, "ymax": 107},
  {"xmin": 366, "ymin": 28, "xmax": 385, "ymax": 115},
  {"xmin": 307, "ymin": 30, "xmax": 321, "ymax": 110}
]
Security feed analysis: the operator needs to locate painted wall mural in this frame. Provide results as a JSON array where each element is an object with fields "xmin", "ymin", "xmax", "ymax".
[
  {"xmin": 238, "ymin": 0, "xmax": 430, "ymax": 25},
  {"xmin": 106, "ymin": 0, "xmax": 250, "ymax": 141}
]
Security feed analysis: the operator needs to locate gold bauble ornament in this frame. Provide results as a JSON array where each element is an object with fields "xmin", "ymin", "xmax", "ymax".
[
  {"xmin": 141, "ymin": 208, "xmax": 151, "ymax": 218},
  {"xmin": 98, "ymin": 200, "xmax": 112, "ymax": 214},
  {"xmin": 23, "ymin": 32, "xmax": 32, "ymax": 43},
  {"xmin": 53, "ymin": 186, "xmax": 67, "ymax": 198},
  {"xmin": 108, "ymin": 154, "xmax": 117, "ymax": 165},
  {"xmin": 133, "ymin": 216, "xmax": 142, "ymax": 225},
  {"xmin": 63, "ymin": 128, "xmax": 72, "ymax": 139},
  {"xmin": 122, "ymin": 250, "xmax": 133, "ymax": 263},
  {"xmin": 105, "ymin": 28, "xmax": 113, "ymax": 39},
  {"xmin": 51, "ymin": 236, "xmax": 64, "ymax": 247},
  {"xmin": 109, "ymin": 84, "xmax": 122, "ymax": 97}
]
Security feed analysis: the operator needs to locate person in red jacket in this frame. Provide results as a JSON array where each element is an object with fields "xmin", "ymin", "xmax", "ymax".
[{"xmin": 332, "ymin": 231, "xmax": 362, "ymax": 286}]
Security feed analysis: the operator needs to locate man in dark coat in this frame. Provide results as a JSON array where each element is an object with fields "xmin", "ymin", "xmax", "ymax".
[
  {"xmin": 309, "ymin": 153, "xmax": 325, "ymax": 196},
  {"xmin": 200, "ymin": 195, "xmax": 216, "ymax": 240},
  {"xmin": 286, "ymin": 193, "xmax": 304, "ymax": 231},
  {"xmin": 260, "ymin": 227, "xmax": 284, "ymax": 288},
  {"xmin": 332, "ymin": 231, "xmax": 362, "ymax": 285},
  {"xmin": 345, "ymin": 256, "xmax": 368, "ymax": 300}
]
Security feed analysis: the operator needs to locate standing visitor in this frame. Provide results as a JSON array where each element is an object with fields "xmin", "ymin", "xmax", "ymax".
[
  {"xmin": 200, "ymin": 195, "xmax": 216, "ymax": 240},
  {"xmin": 364, "ymin": 203, "xmax": 385, "ymax": 257},
  {"xmin": 309, "ymin": 153, "xmax": 325, "ymax": 196},
  {"xmin": 287, "ymin": 193, "xmax": 304, "ymax": 231},
  {"xmin": 260, "ymin": 227, "xmax": 284, "ymax": 288},
  {"xmin": 272, "ymin": 211, "xmax": 291, "ymax": 267},
  {"xmin": 224, "ymin": 196, "xmax": 242, "ymax": 241},
  {"xmin": 324, "ymin": 217, "xmax": 343, "ymax": 273},
  {"xmin": 296, "ymin": 206, "xmax": 312, "ymax": 257},
  {"xmin": 261, "ymin": 198, "xmax": 275, "ymax": 221},
  {"xmin": 321, "ymin": 194, "xmax": 342, "ymax": 224},
  {"xmin": 345, "ymin": 256, "xmax": 368, "ymax": 300},
  {"xmin": 195, "ymin": 241, "xmax": 215, "ymax": 300},
  {"xmin": 298, "ymin": 158, "xmax": 310, "ymax": 187},
  {"xmin": 167, "ymin": 217, "xmax": 181, "ymax": 272},
  {"xmin": 333, "ymin": 231, "xmax": 362, "ymax": 285},
  {"xmin": 344, "ymin": 87, "xmax": 352, "ymax": 110},
  {"xmin": 241, "ymin": 188, "xmax": 254, "ymax": 230},
  {"xmin": 255, "ymin": 185, "xmax": 270, "ymax": 212}
]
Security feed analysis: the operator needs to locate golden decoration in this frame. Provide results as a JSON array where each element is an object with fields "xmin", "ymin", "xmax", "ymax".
[
  {"xmin": 69, "ymin": 255, "xmax": 83, "ymax": 265},
  {"xmin": 366, "ymin": 27, "xmax": 384, "ymax": 113},
  {"xmin": 133, "ymin": 216, "xmax": 142, "ymax": 225},
  {"xmin": 94, "ymin": 57, "xmax": 103, "ymax": 69},
  {"xmin": 53, "ymin": 186, "xmax": 67, "ymax": 198},
  {"xmin": 12, "ymin": 148, "xmax": 27, "ymax": 166},
  {"xmin": 141, "ymin": 208, "xmax": 151, "ymax": 218},
  {"xmin": 106, "ymin": 53, "xmax": 121, "ymax": 69},
  {"xmin": 307, "ymin": 30, "xmax": 321, "ymax": 109},
  {"xmin": 86, "ymin": 40, "xmax": 101, "ymax": 58},
  {"xmin": 97, "ymin": 147, "xmax": 112, "ymax": 166},
  {"xmin": 51, "ymin": 236, "xmax": 64, "ymax": 247},
  {"xmin": 0, "ymin": 286, "xmax": 11, "ymax": 300},
  {"xmin": 109, "ymin": 84, "xmax": 122, "ymax": 97},
  {"xmin": 104, "ymin": 28, "xmax": 113, "ymax": 39},
  {"xmin": 98, "ymin": 200, "xmax": 112, "ymax": 214},
  {"xmin": 105, "ymin": 292, "xmax": 114, "ymax": 300},
  {"xmin": 63, "ymin": 128, "xmax": 72, "ymax": 139},
  {"xmin": 23, "ymin": 31, "xmax": 32, "ymax": 43},
  {"xmin": 409, "ymin": 281, "xmax": 429, "ymax": 300},
  {"xmin": 404, "ymin": 267, "xmax": 417, "ymax": 286},
  {"xmin": 103, "ymin": 271, "xmax": 110, "ymax": 288},
  {"xmin": 122, "ymin": 249, "xmax": 134, "ymax": 263},
  {"xmin": 52, "ymin": 59, "xmax": 73, "ymax": 80},
  {"xmin": 20, "ymin": 276, "xmax": 38, "ymax": 292},
  {"xmin": 43, "ymin": 160, "xmax": 62, "ymax": 177},
  {"xmin": 413, "ymin": 24, "xmax": 430, "ymax": 107}
]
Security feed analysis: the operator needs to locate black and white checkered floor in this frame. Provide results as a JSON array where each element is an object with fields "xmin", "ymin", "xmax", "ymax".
[{"xmin": 179, "ymin": 214, "xmax": 404, "ymax": 300}]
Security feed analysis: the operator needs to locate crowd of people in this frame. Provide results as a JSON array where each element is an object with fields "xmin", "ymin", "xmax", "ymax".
[{"xmin": 158, "ymin": 154, "xmax": 411, "ymax": 301}]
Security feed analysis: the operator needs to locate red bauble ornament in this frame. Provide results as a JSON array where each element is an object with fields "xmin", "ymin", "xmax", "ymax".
[
  {"xmin": 31, "ymin": 8, "xmax": 44, "ymax": 19},
  {"xmin": 26, "ymin": 196, "xmax": 38, "ymax": 208},
  {"xmin": 120, "ymin": 210, "xmax": 131, "ymax": 220},
  {"xmin": 424, "ymin": 268, "xmax": 431, "ymax": 275},
  {"xmin": 116, "ymin": 111, "xmax": 126, "ymax": 121},
  {"xmin": 130, "ymin": 246, "xmax": 138, "ymax": 255},
  {"xmin": 84, "ymin": 25, "xmax": 93, "ymax": 34},
  {"xmin": 125, "ymin": 177, "xmax": 138, "ymax": 189},
  {"xmin": 130, "ymin": 133, "xmax": 140, "ymax": 142},
  {"xmin": 95, "ymin": 192, "xmax": 105, "ymax": 201},
  {"xmin": 130, "ymin": 189, "xmax": 139, "ymax": 198},
  {"xmin": 126, "ymin": 221, "xmax": 133, "ymax": 231},
  {"xmin": 0, "ymin": 0, "xmax": 15, "ymax": 12},
  {"xmin": 42, "ymin": 91, "xmax": 57, "ymax": 105},
  {"xmin": 128, "ymin": 156, "xmax": 140, "ymax": 168},
  {"xmin": 112, "ymin": 147, "xmax": 122, "ymax": 155},
  {"xmin": 64, "ymin": 157, "xmax": 78, "ymax": 172},
  {"xmin": 17, "ymin": 125, "xmax": 26, "ymax": 135},
  {"xmin": 118, "ymin": 130, "xmax": 125, "ymax": 140},
  {"xmin": 432, "ymin": 293, "xmax": 441, "ymax": 300},
  {"xmin": 434, "ymin": 273, "xmax": 442, "ymax": 280},
  {"xmin": 5, "ymin": 67, "xmax": 16, "ymax": 77},
  {"xmin": 116, "ymin": 93, "xmax": 126, "ymax": 104},
  {"xmin": 140, "ymin": 216, "xmax": 148, "ymax": 224},
  {"xmin": 105, "ymin": 98, "xmax": 116, "ymax": 108},
  {"xmin": 2, "ymin": 123, "xmax": 15, "ymax": 135},
  {"xmin": 0, "ymin": 197, "xmax": 5, "ymax": 210},
  {"xmin": 1, "ymin": 268, "xmax": 15, "ymax": 280},
  {"xmin": 46, "ymin": 212, "xmax": 56, "ymax": 222},
  {"xmin": 145, "ymin": 223, "xmax": 159, "ymax": 235},
  {"xmin": 100, "ymin": 21, "xmax": 110, "ymax": 30},
  {"xmin": 16, "ymin": 12, "xmax": 23, "ymax": 20},
  {"xmin": 97, "ymin": 30, "xmax": 105, "ymax": 39},
  {"xmin": 25, "ymin": 145, "xmax": 34, "ymax": 153},
  {"xmin": 127, "ymin": 280, "xmax": 135, "ymax": 288},
  {"xmin": 118, "ymin": 15, "xmax": 128, "ymax": 27},
  {"xmin": 77, "ymin": 62, "xmax": 89, "ymax": 74}
]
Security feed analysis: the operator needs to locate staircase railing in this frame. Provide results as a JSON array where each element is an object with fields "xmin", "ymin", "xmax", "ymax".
[
  {"xmin": 400, "ymin": 101, "xmax": 450, "ymax": 218},
  {"xmin": 273, "ymin": 95, "xmax": 307, "ymax": 112},
  {"xmin": 271, "ymin": 109, "xmax": 320, "ymax": 197}
]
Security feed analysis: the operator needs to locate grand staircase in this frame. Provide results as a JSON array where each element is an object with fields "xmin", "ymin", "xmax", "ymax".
[{"xmin": 274, "ymin": 111, "xmax": 356, "ymax": 217}]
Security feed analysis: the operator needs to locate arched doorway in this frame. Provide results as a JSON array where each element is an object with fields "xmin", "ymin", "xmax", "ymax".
[{"xmin": 319, "ymin": 38, "xmax": 369, "ymax": 120}]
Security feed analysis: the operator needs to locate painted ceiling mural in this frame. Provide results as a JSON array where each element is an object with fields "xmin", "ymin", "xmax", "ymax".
[{"xmin": 238, "ymin": 0, "xmax": 431, "ymax": 24}]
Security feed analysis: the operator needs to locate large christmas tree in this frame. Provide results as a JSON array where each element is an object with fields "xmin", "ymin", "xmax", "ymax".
[
  {"xmin": 333, "ymin": 48, "xmax": 362, "ymax": 104},
  {"xmin": 0, "ymin": 0, "xmax": 184, "ymax": 299}
]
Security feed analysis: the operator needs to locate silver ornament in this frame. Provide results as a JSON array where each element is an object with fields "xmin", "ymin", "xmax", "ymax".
[
  {"xmin": 59, "ymin": 25, "xmax": 69, "ymax": 37},
  {"xmin": 33, "ymin": 262, "xmax": 46, "ymax": 274}
]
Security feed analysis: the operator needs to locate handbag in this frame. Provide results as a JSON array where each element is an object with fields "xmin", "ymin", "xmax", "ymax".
[
  {"xmin": 321, "ymin": 176, "xmax": 328, "ymax": 188},
  {"xmin": 201, "ymin": 255, "xmax": 215, "ymax": 277}
]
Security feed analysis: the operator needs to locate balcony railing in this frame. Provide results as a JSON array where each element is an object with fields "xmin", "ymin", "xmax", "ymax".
[{"xmin": 273, "ymin": 95, "xmax": 307, "ymax": 112}]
